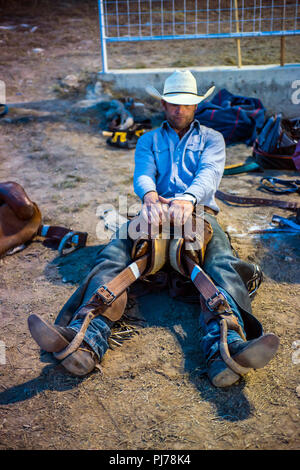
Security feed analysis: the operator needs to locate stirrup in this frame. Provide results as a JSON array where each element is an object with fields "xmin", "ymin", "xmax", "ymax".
[{"xmin": 219, "ymin": 319, "xmax": 250, "ymax": 376}]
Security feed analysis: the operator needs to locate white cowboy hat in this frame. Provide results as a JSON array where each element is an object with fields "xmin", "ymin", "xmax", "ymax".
[{"xmin": 146, "ymin": 70, "xmax": 215, "ymax": 105}]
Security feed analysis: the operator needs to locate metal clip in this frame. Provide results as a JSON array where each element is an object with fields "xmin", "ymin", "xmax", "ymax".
[
  {"xmin": 96, "ymin": 285, "xmax": 116, "ymax": 306},
  {"xmin": 58, "ymin": 231, "xmax": 86, "ymax": 256},
  {"xmin": 206, "ymin": 292, "xmax": 231, "ymax": 314},
  {"xmin": 206, "ymin": 292, "xmax": 223, "ymax": 311}
]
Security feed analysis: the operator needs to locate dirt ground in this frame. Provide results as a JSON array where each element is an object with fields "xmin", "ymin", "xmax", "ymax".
[{"xmin": 0, "ymin": 0, "xmax": 299, "ymax": 452}]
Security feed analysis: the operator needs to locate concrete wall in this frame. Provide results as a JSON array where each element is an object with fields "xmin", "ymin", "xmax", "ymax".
[{"xmin": 100, "ymin": 64, "xmax": 300, "ymax": 118}]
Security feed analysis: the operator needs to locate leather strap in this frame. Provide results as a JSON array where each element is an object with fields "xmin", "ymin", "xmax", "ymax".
[
  {"xmin": 216, "ymin": 189, "xmax": 300, "ymax": 211},
  {"xmin": 216, "ymin": 189, "xmax": 300, "ymax": 225},
  {"xmin": 216, "ymin": 189, "xmax": 300, "ymax": 214},
  {"xmin": 37, "ymin": 225, "xmax": 88, "ymax": 255},
  {"xmin": 94, "ymin": 255, "xmax": 149, "ymax": 309},
  {"xmin": 183, "ymin": 252, "xmax": 249, "ymax": 376},
  {"xmin": 54, "ymin": 254, "xmax": 150, "ymax": 361},
  {"xmin": 184, "ymin": 254, "xmax": 231, "ymax": 313},
  {"xmin": 184, "ymin": 253, "xmax": 249, "ymax": 376}
]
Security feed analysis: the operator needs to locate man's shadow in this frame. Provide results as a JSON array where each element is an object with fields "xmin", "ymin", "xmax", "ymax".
[
  {"xmin": 134, "ymin": 290, "xmax": 254, "ymax": 422},
  {"xmin": 0, "ymin": 363, "xmax": 85, "ymax": 405},
  {"xmin": 0, "ymin": 245, "xmax": 253, "ymax": 421}
]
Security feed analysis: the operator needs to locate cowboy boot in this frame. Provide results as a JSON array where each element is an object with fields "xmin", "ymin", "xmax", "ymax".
[
  {"xmin": 207, "ymin": 333, "xmax": 280, "ymax": 387},
  {"xmin": 199, "ymin": 294, "xmax": 280, "ymax": 387},
  {"xmin": 28, "ymin": 314, "xmax": 97, "ymax": 376}
]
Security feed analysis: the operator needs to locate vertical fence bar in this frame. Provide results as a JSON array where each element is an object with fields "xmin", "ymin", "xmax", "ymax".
[
  {"xmin": 161, "ymin": 0, "xmax": 164, "ymax": 36},
  {"xmin": 259, "ymin": 0, "xmax": 262, "ymax": 32},
  {"xmin": 172, "ymin": 0, "xmax": 175, "ymax": 36},
  {"xmin": 127, "ymin": 0, "xmax": 131, "ymax": 37},
  {"xmin": 241, "ymin": 0, "xmax": 244, "ymax": 34},
  {"xmin": 206, "ymin": 0, "xmax": 209, "ymax": 35},
  {"xmin": 280, "ymin": 0, "xmax": 287, "ymax": 66},
  {"xmin": 271, "ymin": 0, "xmax": 274, "ymax": 31},
  {"xmin": 116, "ymin": 0, "xmax": 120, "ymax": 38},
  {"xmin": 138, "ymin": 0, "xmax": 142, "ymax": 37},
  {"xmin": 98, "ymin": 0, "xmax": 108, "ymax": 73},
  {"xmin": 234, "ymin": 0, "xmax": 242, "ymax": 67},
  {"xmin": 253, "ymin": 0, "xmax": 256, "ymax": 32}
]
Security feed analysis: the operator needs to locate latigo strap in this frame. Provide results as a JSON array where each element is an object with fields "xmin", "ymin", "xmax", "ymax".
[{"xmin": 216, "ymin": 189, "xmax": 300, "ymax": 222}]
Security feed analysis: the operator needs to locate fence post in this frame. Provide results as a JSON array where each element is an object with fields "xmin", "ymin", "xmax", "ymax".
[
  {"xmin": 98, "ymin": 0, "xmax": 108, "ymax": 73},
  {"xmin": 234, "ymin": 0, "xmax": 242, "ymax": 68},
  {"xmin": 280, "ymin": 0, "xmax": 286, "ymax": 66},
  {"xmin": 280, "ymin": 36, "xmax": 286, "ymax": 66}
]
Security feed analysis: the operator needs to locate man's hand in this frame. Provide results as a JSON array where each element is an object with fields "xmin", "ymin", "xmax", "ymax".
[
  {"xmin": 141, "ymin": 191, "xmax": 167, "ymax": 226},
  {"xmin": 159, "ymin": 196, "xmax": 194, "ymax": 225}
]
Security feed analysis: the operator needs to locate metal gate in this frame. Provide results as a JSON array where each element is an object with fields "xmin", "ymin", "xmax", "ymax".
[{"xmin": 98, "ymin": 0, "xmax": 300, "ymax": 72}]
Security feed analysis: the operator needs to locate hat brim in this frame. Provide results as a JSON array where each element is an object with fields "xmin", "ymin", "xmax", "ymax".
[{"xmin": 146, "ymin": 85, "xmax": 215, "ymax": 105}]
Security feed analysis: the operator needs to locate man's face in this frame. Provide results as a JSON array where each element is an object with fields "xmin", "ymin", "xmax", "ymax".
[{"xmin": 161, "ymin": 100, "xmax": 197, "ymax": 132}]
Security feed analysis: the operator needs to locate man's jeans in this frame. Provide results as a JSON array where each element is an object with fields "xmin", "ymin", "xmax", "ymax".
[{"xmin": 62, "ymin": 214, "xmax": 257, "ymax": 364}]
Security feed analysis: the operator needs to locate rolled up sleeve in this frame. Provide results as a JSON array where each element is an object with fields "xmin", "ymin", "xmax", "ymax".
[
  {"xmin": 133, "ymin": 132, "xmax": 157, "ymax": 201},
  {"xmin": 184, "ymin": 129, "xmax": 226, "ymax": 205}
]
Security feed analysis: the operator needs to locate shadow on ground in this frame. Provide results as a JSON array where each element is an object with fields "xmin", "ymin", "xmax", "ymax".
[{"xmin": 0, "ymin": 245, "xmax": 254, "ymax": 422}]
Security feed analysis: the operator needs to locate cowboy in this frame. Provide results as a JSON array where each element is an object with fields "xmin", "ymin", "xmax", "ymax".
[{"xmin": 28, "ymin": 70, "xmax": 279, "ymax": 387}]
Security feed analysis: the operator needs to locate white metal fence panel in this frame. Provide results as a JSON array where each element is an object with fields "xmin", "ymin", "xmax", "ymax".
[{"xmin": 98, "ymin": 0, "xmax": 300, "ymax": 71}]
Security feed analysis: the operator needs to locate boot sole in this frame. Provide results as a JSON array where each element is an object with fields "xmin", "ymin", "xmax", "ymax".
[
  {"xmin": 28, "ymin": 314, "xmax": 69, "ymax": 352},
  {"xmin": 233, "ymin": 333, "xmax": 280, "ymax": 369},
  {"xmin": 210, "ymin": 333, "xmax": 280, "ymax": 388}
]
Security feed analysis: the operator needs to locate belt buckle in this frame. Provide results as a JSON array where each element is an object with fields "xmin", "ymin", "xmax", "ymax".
[
  {"xmin": 96, "ymin": 286, "xmax": 116, "ymax": 306},
  {"xmin": 206, "ymin": 292, "xmax": 223, "ymax": 311},
  {"xmin": 206, "ymin": 292, "xmax": 231, "ymax": 314}
]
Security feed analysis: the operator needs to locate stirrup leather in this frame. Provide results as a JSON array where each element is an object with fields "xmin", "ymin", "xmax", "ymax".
[
  {"xmin": 177, "ymin": 243, "xmax": 249, "ymax": 377},
  {"xmin": 54, "ymin": 254, "xmax": 150, "ymax": 361}
]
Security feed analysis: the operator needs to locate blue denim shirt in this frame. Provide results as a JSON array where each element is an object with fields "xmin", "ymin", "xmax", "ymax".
[{"xmin": 133, "ymin": 119, "xmax": 226, "ymax": 213}]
